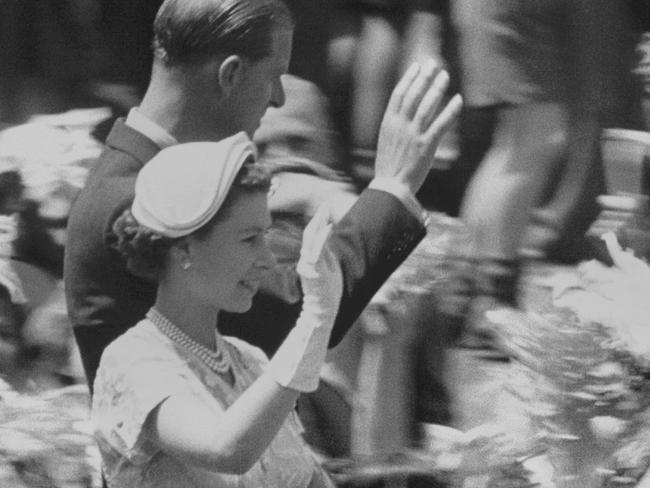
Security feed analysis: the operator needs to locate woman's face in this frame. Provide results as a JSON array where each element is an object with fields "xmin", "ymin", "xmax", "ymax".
[{"xmin": 184, "ymin": 192, "xmax": 275, "ymax": 313}]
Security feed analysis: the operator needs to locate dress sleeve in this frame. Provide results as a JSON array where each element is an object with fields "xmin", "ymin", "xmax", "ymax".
[{"xmin": 91, "ymin": 337, "xmax": 194, "ymax": 460}]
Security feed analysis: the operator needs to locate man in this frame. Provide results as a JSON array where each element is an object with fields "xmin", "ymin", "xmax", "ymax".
[{"xmin": 64, "ymin": 0, "xmax": 461, "ymax": 388}]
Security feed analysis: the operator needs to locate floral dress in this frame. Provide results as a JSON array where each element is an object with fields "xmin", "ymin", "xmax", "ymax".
[{"xmin": 91, "ymin": 318, "xmax": 332, "ymax": 488}]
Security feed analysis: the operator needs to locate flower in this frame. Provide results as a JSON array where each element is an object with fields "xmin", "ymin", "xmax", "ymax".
[{"xmin": 0, "ymin": 384, "xmax": 101, "ymax": 487}]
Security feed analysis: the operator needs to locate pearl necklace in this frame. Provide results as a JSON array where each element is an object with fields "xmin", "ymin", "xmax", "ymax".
[{"xmin": 147, "ymin": 308, "xmax": 232, "ymax": 374}]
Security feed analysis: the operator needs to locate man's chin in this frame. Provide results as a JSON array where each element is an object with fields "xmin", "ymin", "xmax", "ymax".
[
  {"xmin": 225, "ymin": 298, "xmax": 254, "ymax": 315},
  {"xmin": 249, "ymin": 121, "xmax": 264, "ymax": 138}
]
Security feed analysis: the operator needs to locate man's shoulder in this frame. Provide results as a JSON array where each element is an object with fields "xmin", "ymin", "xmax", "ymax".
[
  {"xmin": 67, "ymin": 146, "xmax": 138, "ymax": 232},
  {"xmin": 84, "ymin": 144, "xmax": 141, "ymax": 187},
  {"xmin": 86, "ymin": 120, "xmax": 159, "ymax": 182},
  {"xmin": 68, "ymin": 120, "xmax": 160, "ymax": 230},
  {"xmin": 64, "ymin": 128, "xmax": 152, "ymax": 284}
]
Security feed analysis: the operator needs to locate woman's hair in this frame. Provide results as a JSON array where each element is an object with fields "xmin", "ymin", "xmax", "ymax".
[
  {"xmin": 112, "ymin": 160, "xmax": 271, "ymax": 281},
  {"xmin": 152, "ymin": 0, "xmax": 294, "ymax": 66}
]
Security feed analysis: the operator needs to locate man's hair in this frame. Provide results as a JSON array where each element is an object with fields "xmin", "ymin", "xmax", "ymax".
[{"xmin": 152, "ymin": 0, "xmax": 293, "ymax": 66}]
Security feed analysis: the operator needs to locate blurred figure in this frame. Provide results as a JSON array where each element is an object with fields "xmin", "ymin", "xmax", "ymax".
[
  {"xmin": 0, "ymin": 193, "xmax": 29, "ymax": 388},
  {"xmin": 636, "ymin": 33, "xmax": 650, "ymax": 131},
  {"xmin": 0, "ymin": 283, "xmax": 26, "ymax": 383},
  {"xmin": 451, "ymin": 0, "xmax": 632, "ymax": 347},
  {"xmin": 0, "ymin": 1, "xmax": 20, "ymax": 126},
  {"xmin": 0, "ymin": 0, "xmax": 103, "ymax": 124},
  {"xmin": 255, "ymin": 74, "xmax": 351, "ymax": 177},
  {"xmin": 523, "ymin": 1, "xmax": 637, "ymax": 262},
  {"xmin": 0, "ymin": 168, "xmax": 77, "ymax": 389},
  {"xmin": 0, "ymin": 168, "xmax": 64, "ymax": 280},
  {"xmin": 89, "ymin": 1, "xmax": 163, "ymax": 114},
  {"xmin": 325, "ymin": 0, "xmax": 454, "ymax": 185},
  {"xmin": 629, "ymin": 1, "xmax": 650, "ymax": 131},
  {"xmin": 282, "ymin": 1, "xmax": 333, "ymax": 92}
]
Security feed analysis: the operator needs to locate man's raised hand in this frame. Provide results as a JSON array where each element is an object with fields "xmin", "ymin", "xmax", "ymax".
[{"xmin": 374, "ymin": 59, "xmax": 462, "ymax": 194}]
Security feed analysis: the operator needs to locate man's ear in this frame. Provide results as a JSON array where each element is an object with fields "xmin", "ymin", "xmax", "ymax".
[
  {"xmin": 170, "ymin": 239, "xmax": 192, "ymax": 270},
  {"xmin": 217, "ymin": 55, "xmax": 245, "ymax": 96}
]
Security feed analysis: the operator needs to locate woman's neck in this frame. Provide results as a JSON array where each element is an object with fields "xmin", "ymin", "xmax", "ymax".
[{"xmin": 153, "ymin": 293, "xmax": 220, "ymax": 352}]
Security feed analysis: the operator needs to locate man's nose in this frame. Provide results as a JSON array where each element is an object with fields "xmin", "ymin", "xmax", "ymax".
[
  {"xmin": 269, "ymin": 78, "xmax": 285, "ymax": 108},
  {"xmin": 257, "ymin": 242, "xmax": 277, "ymax": 270}
]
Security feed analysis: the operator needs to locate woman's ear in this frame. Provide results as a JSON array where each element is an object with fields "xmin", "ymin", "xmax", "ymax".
[{"xmin": 217, "ymin": 55, "xmax": 245, "ymax": 97}]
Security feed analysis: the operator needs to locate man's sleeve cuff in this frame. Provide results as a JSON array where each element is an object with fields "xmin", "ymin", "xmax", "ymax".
[{"xmin": 368, "ymin": 177, "xmax": 427, "ymax": 224}]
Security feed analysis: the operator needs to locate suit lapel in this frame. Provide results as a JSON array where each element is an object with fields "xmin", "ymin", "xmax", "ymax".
[{"xmin": 105, "ymin": 118, "xmax": 161, "ymax": 165}]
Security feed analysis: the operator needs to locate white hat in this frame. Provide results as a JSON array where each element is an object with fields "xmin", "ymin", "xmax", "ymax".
[{"xmin": 132, "ymin": 133, "xmax": 255, "ymax": 238}]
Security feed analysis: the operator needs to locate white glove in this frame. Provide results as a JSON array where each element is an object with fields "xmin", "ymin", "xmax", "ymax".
[{"xmin": 266, "ymin": 205, "xmax": 343, "ymax": 392}]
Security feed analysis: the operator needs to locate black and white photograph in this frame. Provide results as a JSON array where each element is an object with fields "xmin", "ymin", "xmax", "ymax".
[{"xmin": 1, "ymin": 1, "xmax": 650, "ymax": 487}]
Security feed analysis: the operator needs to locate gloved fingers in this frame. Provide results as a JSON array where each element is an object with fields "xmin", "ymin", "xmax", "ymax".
[
  {"xmin": 297, "ymin": 224, "xmax": 334, "ymax": 279},
  {"xmin": 298, "ymin": 204, "xmax": 343, "ymax": 304},
  {"xmin": 313, "ymin": 238, "xmax": 342, "ymax": 279},
  {"xmin": 299, "ymin": 204, "xmax": 335, "ymax": 265}
]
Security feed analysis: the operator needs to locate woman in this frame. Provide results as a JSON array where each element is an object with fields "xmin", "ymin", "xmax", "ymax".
[{"xmin": 91, "ymin": 133, "xmax": 341, "ymax": 487}]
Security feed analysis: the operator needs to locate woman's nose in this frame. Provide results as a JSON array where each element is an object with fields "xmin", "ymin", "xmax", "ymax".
[{"xmin": 257, "ymin": 242, "xmax": 276, "ymax": 270}]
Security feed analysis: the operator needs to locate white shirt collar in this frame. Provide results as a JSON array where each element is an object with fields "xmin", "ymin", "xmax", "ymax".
[{"xmin": 125, "ymin": 108, "xmax": 178, "ymax": 149}]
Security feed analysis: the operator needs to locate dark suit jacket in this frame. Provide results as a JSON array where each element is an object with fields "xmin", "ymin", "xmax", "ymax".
[{"xmin": 64, "ymin": 120, "xmax": 425, "ymax": 388}]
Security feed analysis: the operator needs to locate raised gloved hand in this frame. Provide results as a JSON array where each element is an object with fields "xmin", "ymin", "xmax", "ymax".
[{"xmin": 266, "ymin": 205, "xmax": 343, "ymax": 392}]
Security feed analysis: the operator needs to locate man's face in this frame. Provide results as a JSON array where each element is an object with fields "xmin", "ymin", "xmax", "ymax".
[{"xmin": 229, "ymin": 27, "xmax": 293, "ymax": 137}]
